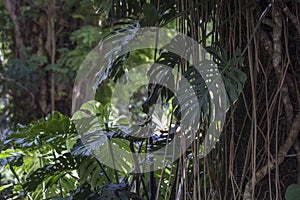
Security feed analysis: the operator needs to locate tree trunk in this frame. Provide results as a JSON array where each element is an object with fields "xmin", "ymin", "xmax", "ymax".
[{"xmin": 3, "ymin": 0, "xmax": 25, "ymax": 60}]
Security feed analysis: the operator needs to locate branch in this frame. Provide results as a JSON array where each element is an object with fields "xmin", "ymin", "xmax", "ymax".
[{"xmin": 283, "ymin": 6, "xmax": 300, "ymax": 38}]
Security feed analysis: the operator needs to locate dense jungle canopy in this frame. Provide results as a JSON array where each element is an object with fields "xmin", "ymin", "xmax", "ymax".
[{"xmin": 0, "ymin": 0, "xmax": 300, "ymax": 199}]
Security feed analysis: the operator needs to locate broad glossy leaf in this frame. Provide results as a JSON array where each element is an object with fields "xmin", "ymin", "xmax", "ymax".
[
  {"xmin": 285, "ymin": 184, "xmax": 300, "ymax": 200},
  {"xmin": 5, "ymin": 112, "xmax": 76, "ymax": 152},
  {"xmin": 24, "ymin": 153, "xmax": 78, "ymax": 192},
  {"xmin": 78, "ymin": 157, "xmax": 113, "ymax": 189},
  {"xmin": 142, "ymin": 3, "xmax": 158, "ymax": 26},
  {"xmin": 93, "ymin": 23, "xmax": 140, "ymax": 90}
]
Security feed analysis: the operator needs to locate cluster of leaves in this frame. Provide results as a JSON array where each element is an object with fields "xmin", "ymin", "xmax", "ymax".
[
  {"xmin": 1, "ymin": 99, "xmax": 188, "ymax": 199},
  {"xmin": 0, "ymin": 111, "xmax": 139, "ymax": 200},
  {"xmin": 1, "ymin": 112, "xmax": 76, "ymax": 199},
  {"xmin": 0, "ymin": 1, "xmax": 249, "ymax": 199},
  {"xmin": 67, "ymin": 22, "xmax": 247, "ymax": 199}
]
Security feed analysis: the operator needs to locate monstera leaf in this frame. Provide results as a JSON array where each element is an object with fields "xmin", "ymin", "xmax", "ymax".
[
  {"xmin": 4, "ymin": 112, "xmax": 76, "ymax": 152},
  {"xmin": 93, "ymin": 22, "xmax": 140, "ymax": 90},
  {"xmin": 143, "ymin": 40, "xmax": 247, "ymax": 124},
  {"xmin": 23, "ymin": 153, "xmax": 78, "ymax": 192},
  {"xmin": 77, "ymin": 156, "xmax": 115, "ymax": 190},
  {"xmin": 1, "ymin": 112, "xmax": 80, "ymax": 199},
  {"xmin": 206, "ymin": 46, "xmax": 247, "ymax": 105},
  {"xmin": 72, "ymin": 100, "xmax": 135, "ymax": 173},
  {"xmin": 142, "ymin": 35, "xmax": 184, "ymax": 114},
  {"xmin": 172, "ymin": 64, "xmax": 211, "ymax": 122}
]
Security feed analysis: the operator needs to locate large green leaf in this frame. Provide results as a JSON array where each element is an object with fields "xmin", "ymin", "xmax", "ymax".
[
  {"xmin": 4, "ymin": 112, "xmax": 76, "ymax": 152},
  {"xmin": 93, "ymin": 23, "xmax": 140, "ymax": 91},
  {"xmin": 73, "ymin": 100, "xmax": 145, "ymax": 173},
  {"xmin": 142, "ymin": 36, "xmax": 183, "ymax": 114},
  {"xmin": 206, "ymin": 46, "xmax": 247, "ymax": 105},
  {"xmin": 285, "ymin": 184, "xmax": 300, "ymax": 200},
  {"xmin": 23, "ymin": 153, "xmax": 78, "ymax": 192},
  {"xmin": 141, "ymin": 3, "xmax": 159, "ymax": 26},
  {"xmin": 172, "ymin": 64, "xmax": 210, "ymax": 123},
  {"xmin": 144, "ymin": 42, "xmax": 246, "ymax": 120}
]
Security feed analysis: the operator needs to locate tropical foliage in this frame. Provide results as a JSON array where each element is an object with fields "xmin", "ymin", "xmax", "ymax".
[{"xmin": 1, "ymin": 0, "xmax": 300, "ymax": 199}]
